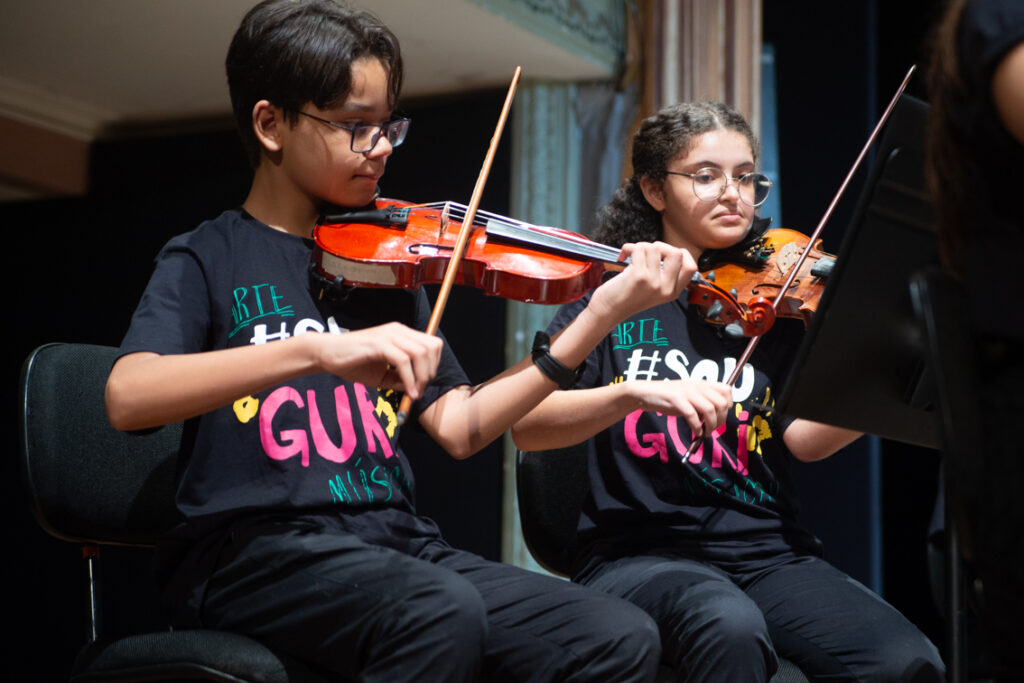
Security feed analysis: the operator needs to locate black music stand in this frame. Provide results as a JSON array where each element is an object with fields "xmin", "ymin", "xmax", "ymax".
[
  {"xmin": 778, "ymin": 94, "xmax": 939, "ymax": 448},
  {"xmin": 778, "ymin": 93, "xmax": 973, "ymax": 683}
]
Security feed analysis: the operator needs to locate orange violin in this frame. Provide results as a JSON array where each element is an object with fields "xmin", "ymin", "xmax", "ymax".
[
  {"xmin": 312, "ymin": 198, "xmax": 627, "ymax": 305},
  {"xmin": 693, "ymin": 226, "xmax": 836, "ymax": 337}
]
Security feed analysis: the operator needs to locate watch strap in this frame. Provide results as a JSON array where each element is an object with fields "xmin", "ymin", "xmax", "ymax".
[{"xmin": 531, "ymin": 331, "xmax": 584, "ymax": 390}]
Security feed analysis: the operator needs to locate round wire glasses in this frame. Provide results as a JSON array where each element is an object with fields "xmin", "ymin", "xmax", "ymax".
[{"xmin": 665, "ymin": 167, "xmax": 773, "ymax": 207}]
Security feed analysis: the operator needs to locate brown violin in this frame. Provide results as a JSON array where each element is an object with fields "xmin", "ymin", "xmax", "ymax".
[{"xmin": 694, "ymin": 226, "xmax": 836, "ymax": 337}]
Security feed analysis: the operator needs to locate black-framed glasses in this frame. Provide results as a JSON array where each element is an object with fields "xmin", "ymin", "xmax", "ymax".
[
  {"xmin": 665, "ymin": 167, "xmax": 773, "ymax": 207},
  {"xmin": 296, "ymin": 110, "xmax": 411, "ymax": 153}
]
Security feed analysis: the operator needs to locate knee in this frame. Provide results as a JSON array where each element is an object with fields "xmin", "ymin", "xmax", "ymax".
[
  {"xmin": 612, "ymin": 602, "xmax": 662, "ymax": 661},
  {"xmin": 621, "ymin": 612, "xmax": 663, "ymax": 681},
  {"xmin": 660, "ymin": 585, "xmax": 771, "ymax": 672},
  {"xmin": 705, "ymin": 599, "xmax": 767, "ymax": 646},
  {"xmin": 575, "ymin": 597, "xmax": 662, "ymax": 681},
  {"xmin": 672, "ymin": 584, "xmax": 768, "ymax": 648},
  {"xmin": 868, "ymin": 637, "xmax": 945, "ymax": 683},
  {"xmin": 392, "ymin": 570, "xmax": 488, "ymax": 640},
  {"xmin": 368, "ymin": 570, "xmax": 488, "ymax": 678}
]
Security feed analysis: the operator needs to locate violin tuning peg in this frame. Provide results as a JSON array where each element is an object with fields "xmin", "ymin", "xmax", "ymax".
[
  {"xmin": 706, "ymin": 300, "xmax": 723, "ymax": 319},
  {"xmin": 723, "ymin": 323, "xmax": 745, "ymax": 338},
  {"xmin": 706, "ymin": 270, "xmax": 716, "ymax": 282},
  {"xmin": 730, "ymin": 288, "xmax": 738, "ymax": 298}
]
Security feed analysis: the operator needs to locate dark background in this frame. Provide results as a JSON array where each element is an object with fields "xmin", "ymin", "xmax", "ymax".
[{"xmin": 5, "ymin": 1, "xmax": 953, "ymax": 679}]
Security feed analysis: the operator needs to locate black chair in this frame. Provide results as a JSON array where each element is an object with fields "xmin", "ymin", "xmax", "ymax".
[
  {"xmin": 516, "ymin": 444, "xmax": 810, "ymax": 682},
  {"xmin": 19, "ymin": 343, "xmax": 327, "ymax": 683},
  {"xmin": 910, "ymin": 268, "xmax": 981, "ymax": 683}
]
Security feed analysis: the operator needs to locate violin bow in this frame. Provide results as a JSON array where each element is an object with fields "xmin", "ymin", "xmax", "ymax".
[
  {"xmin": 683, "ymin": 64, "xmax": 917, "ymax": 458},
  {"xmin": 395, "ymin": 66, "xmax": 522, "ymax": 427}
]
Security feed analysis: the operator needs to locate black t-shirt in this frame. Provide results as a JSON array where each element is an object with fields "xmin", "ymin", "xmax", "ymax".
[
  {"xmin": 549, "ymin": 293, "xmax": 822, "ymax": 572},
  {"xmin": 118, "ymin": 208, "xmax": 470, "ymax": 542},
  {"xmin": 955, "ymin": 0, "xmax": 1024, "ymax": 341}
]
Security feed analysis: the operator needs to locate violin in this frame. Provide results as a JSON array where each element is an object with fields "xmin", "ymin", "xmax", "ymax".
[
  {"xmin": 312, "ymin": 197, "xmax": 626, "ymax": 306},
  {"xmin": 694, "ymin": 225, "xmax": 836, "ymax": 337},
  {"xmin": 312, "ymin": 197, "xmax": 827, "ymax": 338}
]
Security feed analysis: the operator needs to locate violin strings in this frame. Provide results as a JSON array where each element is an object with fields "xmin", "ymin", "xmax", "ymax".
[{"xmin": 411, "ymin": 201, "xmax": 623, "ymax": 262}]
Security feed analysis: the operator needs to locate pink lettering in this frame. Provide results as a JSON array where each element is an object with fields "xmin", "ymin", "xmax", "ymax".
[
  {"xmin": 624, "ymin": 410, "xmax": 668, "ymax": 463},
  {"xmin": 633, "ymin": 409, "xmax": 749, "ymax": 475},
  {"xmin": 710, "ymin": 422, "xmax": 747, "ymax": 475},
  {"xmin": 666, "ymin": 415, "xmax": 702, "ymax": 463},
  {"xmin": 307, "ymin": 386, "xmax": 357, "ymax": 464},
  {"xmin": 260, "ymin": 386, "xmax": 311, "ymax": 467},
  {"xmin": 261, "ymin": 383, "xmax": 386, "ymax": 467}
]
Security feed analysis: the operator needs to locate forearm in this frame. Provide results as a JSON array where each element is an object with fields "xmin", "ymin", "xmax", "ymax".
[
  {"xmin": 108, "ymin": 319, "xmax": 445, "ymax": 431},
  {"xmin": 783, "ymin": 418, "xmax": 862, "ymax": 462},
  {"xmin": 431, "ymin": 313, "xmax": 732, "ymax": 457},
  {"xmin": 512, "ymin": 383, "xmax": 638, "ymax": 451},
  {"xmin": 422, "ymin": 240, "xmax": 697, "ymax": 458},
  {"xmin": 105, "ymin": 335, "xmax": 321, "ymax": 431},
  {"xmin": 422, "ymin": 304, "xmax": 622, "ymax": 458}
]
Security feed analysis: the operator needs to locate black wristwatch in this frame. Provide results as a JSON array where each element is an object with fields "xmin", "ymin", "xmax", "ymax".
[{"xmin": 531, "ymin": 331, "xmax": 584, "ymax": 390}]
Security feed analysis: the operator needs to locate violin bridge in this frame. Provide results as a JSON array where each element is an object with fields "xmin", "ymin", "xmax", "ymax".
[
  {"xmin": 439, "ymin": 202, "xmax": 450, "ymax": 239},
  {"xmin": 776, "ymin": 242, "xmax": 802, "ymax": 275}
]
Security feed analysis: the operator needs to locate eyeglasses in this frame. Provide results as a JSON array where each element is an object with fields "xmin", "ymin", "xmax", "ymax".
[
  {"xmin": 296, "ymin": 110, "xmax": 411, "ymax": 153},
  {"xmin": 665, "ymin": 167, "xmax": 773, "ymax": 207}
]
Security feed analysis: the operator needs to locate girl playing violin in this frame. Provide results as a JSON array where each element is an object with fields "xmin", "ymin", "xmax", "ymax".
[
  {"xmin": 102, "ymin": 1, "xmax": 709, "ymax": 679},
  {"xmin": 513, "ymin": 101, "xmax": 945, "ymax": 681}
]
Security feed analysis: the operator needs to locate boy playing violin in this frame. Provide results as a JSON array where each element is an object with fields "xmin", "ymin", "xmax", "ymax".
[{"xmin": 101, "ymin": 1, "xmax": 712, "ymax": 680}]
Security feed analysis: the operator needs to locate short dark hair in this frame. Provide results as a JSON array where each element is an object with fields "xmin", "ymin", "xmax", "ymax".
[
  {"xmin": 226, "ymin": 0, "xmax": 403, "ymax": 167},
  {"xmin": 594, "ymin": 102, "xmax": 759, "ymax": 247}
]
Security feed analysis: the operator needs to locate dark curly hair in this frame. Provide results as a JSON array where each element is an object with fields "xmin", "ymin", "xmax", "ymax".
[
  {"xmin": 593, "ymin": 102, "xmax": 759, "ymax": 248},
  {"xmin": 226, "ymin": 0, "xmax": 403, "ymax": 168}
]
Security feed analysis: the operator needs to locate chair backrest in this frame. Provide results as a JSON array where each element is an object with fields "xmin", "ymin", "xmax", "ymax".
[
  {"xmin": 909, "ymin": 268, "xmax": 981, "ymax": 472},
  {"xmin": 910, "ymin": 267, "xmax": 980, "ymax": 681},
  {"xmin": 515, "ymin": 443, "xmax": 591, "ymax": 576},
  {"xmin": 19, "ymin": 343, "xmax": 183, "ymax": 546}
]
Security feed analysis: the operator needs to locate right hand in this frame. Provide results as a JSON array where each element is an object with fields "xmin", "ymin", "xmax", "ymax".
[
  {"xmin": 314, "ymin": 322, "xmax": 443, "ymax": 400},
  {"xmin": 630, "ymin": 378, "xmax": 733, "ymax": 435}
]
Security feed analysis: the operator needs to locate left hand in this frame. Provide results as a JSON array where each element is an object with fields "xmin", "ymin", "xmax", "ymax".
[{"xmin": 589, "ymin": 241, "xmax": 696, "ymax": 321}]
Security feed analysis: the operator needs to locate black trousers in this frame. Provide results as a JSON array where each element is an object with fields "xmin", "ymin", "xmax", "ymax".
[
  {"xmin": 577, "ymin": 552, "xmax": 946, "ymax": 682},
  {"xmin": 167, "ymin": 515, "xmax": 661, "ymax": 682}
]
